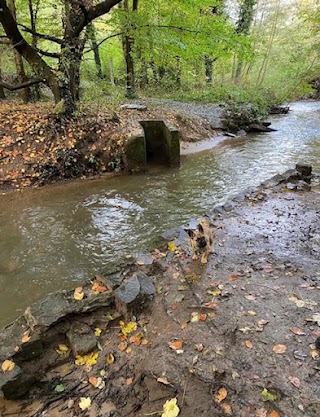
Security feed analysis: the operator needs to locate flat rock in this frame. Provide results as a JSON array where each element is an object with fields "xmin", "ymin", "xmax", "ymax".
[
  {"xmin": 114, "ymin": 275, "xmax": 140, "ymax": 304},
  {"xmin": 120, "ymin": 104, "xmax": 147, "ymax": 111}
]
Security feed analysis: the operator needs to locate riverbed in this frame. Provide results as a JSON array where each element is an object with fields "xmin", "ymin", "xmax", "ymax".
[{"xmin": 0, "ymin": 101, "xmax": 319, "ymax": 327}]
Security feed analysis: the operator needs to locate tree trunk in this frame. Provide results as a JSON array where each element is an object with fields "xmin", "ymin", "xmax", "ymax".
[
  {"xmin": 0, "ymin": 68, "xmax": 6, "ymax": 99},
  {"xmin": 122, "ymin": 0, "xmax": 138, "ymax": 98},
  {"xmin": 8, "ymin": 0, "xmax": 30, "ymax": 103},
  {"xmin": 204, "ymin": 55, "xmax": 213, "ymax": 85},
  {"xmin": 88, "ymin": 23, "xmax": 103, "ymax": 78},
  {"xmin": 28, "ymin": 0, "xmax": 41, "ymax": 99}
]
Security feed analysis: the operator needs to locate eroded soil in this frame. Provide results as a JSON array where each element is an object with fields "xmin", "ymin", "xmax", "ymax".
[
  {"xmin": 0, "ymin": 100, "xmax": 217, "ymax": 192},
  {"xmin": 1, "ymin": 177, "xmax": 319, "ymax": 417}
]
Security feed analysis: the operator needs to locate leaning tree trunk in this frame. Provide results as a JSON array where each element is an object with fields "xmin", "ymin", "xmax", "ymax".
[{"xmin": 8, "ymin": 0, "xmax": 30, "ymax": 103}]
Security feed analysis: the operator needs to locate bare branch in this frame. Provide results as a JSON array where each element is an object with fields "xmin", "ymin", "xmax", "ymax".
[
  {"xmin": 18, "ymin": 23, "xmax": 64, "ymax": 45},
  {"xmin": 35, "ymin": 48, "xmax": 61, "ymax": 58},
  {"xmin": 0, "ymin": 78, "xmax": 45, "ymax": 91}
]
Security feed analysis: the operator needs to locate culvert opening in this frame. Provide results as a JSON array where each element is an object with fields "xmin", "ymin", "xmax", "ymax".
[{"xmin": 140, "ymin": 120, "xmax": 170, "ymax": 165}]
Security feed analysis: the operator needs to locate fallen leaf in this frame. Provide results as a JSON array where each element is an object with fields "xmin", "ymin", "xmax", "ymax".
[
  {"xmin": 118, "ymin": 341, "xmax": 128, "ymax": 351},
  {"xmin": 56, "ymin": 344, "xmax": 69, "ymax": 355},
  {"xmin": 21, "ymin": 334, "xmax": 31, "ymax": 344},
  {"xmin": 126, "ymin": 377, "xmax": 133, "ymax": 385},
  {"xmin": 106, "ymin": 353, "xmax": 115, "ymax": 364},
  {"xmin": 168, "ymin": 241, "xmax": 178, "ymax": 252},
  {"xmin": 89, "ymin": 376, "xmax": 98, "ymax": 387},
  {"xmin": 95, "ymin": 328, "xmax": 102, "ymax": 337},
  {"xmin": 220, "ymin": 402, "xmax": 232, "ymax": 415},
  {"xmin": 247, "ymin": 310, "xmax": 257, "ymax": 316},
  {"xmin": 230, "ymin": 274, "xmax": 238, "ymax": 281},
  {"xmin": 288, "ymin": 375, "xmax": 300, "ymax": 388},
  {"xmin": 79, "ymin": 397, "xmax": 91, "ymax": 411},
  {"xmin": 54, "ymin": 384, "xmax": 65, "ymax": 393},
  {"xmin": 75, "ymin": 352, "xmax": 98, "ymax": 366},
  {"xmin": 199, "ymin": 313, "xmax": 207, "ymax": 321},
  {"xmin": 203, "ymin": 301, "xmax": 217, "ymax": 309},
  {"xmin": 215, "ymin": 387, "xmax": 227, "ymax": 403},
  {"xmin": 272, "ymin": 344, "xmax": 287, "ymax": 354},
  {"xmin": 120, "ymin": 321, "xmax": 137, "ymax": 335},
  {"xmin": 240, "ymin": 327, "xmax": 252, "ymax": 334},
  {"xmin": 289, "ymin": 327, "xmax": 305, "ymax": 336},
  {"xmin": 180, "ymin": 321, "xmax": 188, "ymax": 330},
  {"xmin": 261, "ymin": 388, "xmax": 278, "ymax": 401},
  {"xmin": 255, "ymin": 408, "xmax": 267, "ymax": 417},
  {"xmin": 1, "ymin": 360, "xmax": 15, "ymax": 372},
  {"xmin": 258, "ymin": 320, "xmax": 269, "ymax": 326},
  {"xmin": 162, "ymin": 397, "xmax": 180, "ymax": 417},
  {"xmin": 245, "ymin": 340, "xmax": 253, "ymax": 349},
  {"xmin": 91, "ymin": 282, "xmax": 108, "ymax": 293},
  {"xmin": 74, "ymin": 287, "xmax": 84, "ymax": 300},
  {"xmin": 157, "ymin": 377, "xmax": 170, "ymax": 385},
  {"xmin": 268, "ymin": 411, "xmax": 280, "ymax": 417},
  {"xmin": 168, "ymin": 340, "xmax": 183, "ymax": 350}
]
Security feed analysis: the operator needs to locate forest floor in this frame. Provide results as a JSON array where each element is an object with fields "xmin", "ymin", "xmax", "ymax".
[
  {"xmin": 1, "ymin": 170, "xmax": 320, "ymax": 417},
  {"xmin": 0, "ymin": 99, "xmax": 220, "ymax": 193}
]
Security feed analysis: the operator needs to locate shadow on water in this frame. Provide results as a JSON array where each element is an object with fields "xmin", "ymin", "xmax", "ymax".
[{"xmin": 0, "ymin": 101, "xmax": 319, "ymax": 326}]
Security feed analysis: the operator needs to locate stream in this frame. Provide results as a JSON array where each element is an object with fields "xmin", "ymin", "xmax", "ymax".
[{"xmin": 0, "ymin": 101, "xmax": 319, "ymax": 328}]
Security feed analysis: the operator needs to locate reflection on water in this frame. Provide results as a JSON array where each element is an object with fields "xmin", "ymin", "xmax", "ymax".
[{"xmin": 0, "ymin": 101, "xmax": 319, "ymax": 327}]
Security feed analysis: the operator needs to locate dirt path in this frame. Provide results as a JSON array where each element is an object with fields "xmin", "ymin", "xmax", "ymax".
[{"xmin": 1, "ymin": 168, "xmax": 319, "ymax": 417}]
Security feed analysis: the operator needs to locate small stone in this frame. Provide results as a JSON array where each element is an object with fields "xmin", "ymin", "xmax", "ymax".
[
  {"xmin": 114, "ymin": 275, "xmax": 140, "ymax": 304},
  {"xmin": 66, "ymin": 321, "xmax": 97, "ymax": 356},
  {"xmin": 296, "ymin": 162, "xmax": 312, "ymax": 177}
]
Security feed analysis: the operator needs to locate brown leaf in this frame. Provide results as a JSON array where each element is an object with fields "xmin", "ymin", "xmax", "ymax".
[
  {"xmin": 126, "ymin": 377, "xmax": 133, "ymax": 385},
  {"xmin": 157, "ymin": 377, "xmax": 170, "ymax": 385},
  {"xmin": 180, "ymin": 321, "xmax": 188, "ymax": 330},
  {"xmin": 258, "ymin": 320, "xmax": 269, "ymax": 326},
  {"xmin": 289, "ymin": 327, "xmax": 305, "ymax": 336},
  {"xmin": 230, "ymin": 274, "xmax": 238, "ymax": 281},
  {"xmin": 215, "ymin": 387, "xmax": 227, "ymax": 403},
  {"xmin": 255, "ymin": 408, "xmax": 267, "ymax": 417},
  {"xmin": 245, "ymin": 340, "xmax": 253, "ymax": 349},
  {"xmin": 220, "ymin": 402, "xmax": 232, "ymax": 415},
  {"xmin": 88, "ymin": 376, "xmax": 98, "ymax": 387},
  {"xmin": 288, "ymin": 375, "xmax": 300, "ymax": 388},
  {"xmin": 168, "ymin": 340, "xmax": 183, "ymax": 350},
  {"xmin": 268, "ymin": 411, "xmax": 280, "ymax": 417},
  {"xmin": 272, "ymin": 344, "xmax": 287, "ymax": 354}
]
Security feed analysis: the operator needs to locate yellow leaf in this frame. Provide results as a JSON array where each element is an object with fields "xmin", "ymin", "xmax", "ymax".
[
  {"xmin": 162, "ymin": 397, "xmax": 180, "ymax": 417},
  {"xmin": 75, "ymin": 352, "xmax": 98, "ymax": 366},
  {"xmin": 121, "ymin": 321, "xmax": 137, "ymax": 335},
  {"xmin": 79, "ymin": 397, "xmax": 91, "ymax": 411},
  {"xmin": 21, "ymin": 334, "xmax": 31, "ymax": 344},
  {"xmin": 215, "ymin": 387, "xmax": 227, "ymax": 403},
  {"xmin": 2, "ymin": 360, "xmax": 15, "ymax": 372},
  {"xmin": 87, "ymin": 352, "xmax": 99, "ymax": 365},
  {"xmin": 95, "ymin": 328, "xmax": 102, "ymax": 337},
  {"xmin": 168, "ymin": 241, "xmax": 178, "ymax": 252},
  {"xmin": 106, "ymin": 353, "xmax": 115, "ymax": 364},
  {"xmin": 56, "ymin": 344, "xmax": 69, "ymax": 355},
  {"xmin": 74, "ymin": 287, "xmax": 84, "ymax": 300}
]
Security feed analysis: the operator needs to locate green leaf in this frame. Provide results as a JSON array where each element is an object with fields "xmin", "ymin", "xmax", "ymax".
[
  {"xmin": 261, "ymin": 388, "xmax": 278, "ymax": 402},
  {"xmin": 54, "ymin": 384, "xmax": 65, "ymax": 393}
]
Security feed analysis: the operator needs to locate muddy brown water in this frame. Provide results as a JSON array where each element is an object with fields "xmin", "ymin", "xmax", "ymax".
[{"xmin": 0, "ymin": 101, "xmax": 319, "ymax": 328}]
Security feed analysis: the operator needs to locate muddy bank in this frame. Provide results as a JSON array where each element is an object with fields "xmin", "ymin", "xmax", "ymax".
[
  {"xmin": 0, "ymin": 100, "xmax": 218, "ymax": 193},
  {"xmin": 1, "ymin": 165, "xmax": 319, "ymax": 417}
]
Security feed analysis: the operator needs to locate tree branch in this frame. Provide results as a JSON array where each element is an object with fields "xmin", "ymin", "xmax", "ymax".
[
  {"xmin": 84, "ymin": 31, "xmax": 124, "ymax": 53},
  {"xmin": 18, "ymin": 23, "xmax": 64, "ymax": 45},
  {"xmin": 74, "ymin": 0, "xmax": 123, "ymax": 37},
  {"xmin": 35, "ymin": 47, "xmax": 61, "ymax": 58},
  {"xmin": 0, "ymin": 78, "xmax": 45, "ymax": 91}
]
